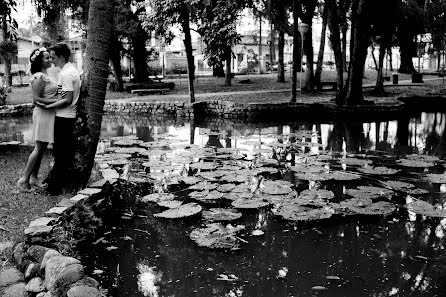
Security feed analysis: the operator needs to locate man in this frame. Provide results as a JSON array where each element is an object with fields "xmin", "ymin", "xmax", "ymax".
[{"xmin": 44, "ymin": 43, "xmax": 81, "ymax": 193}]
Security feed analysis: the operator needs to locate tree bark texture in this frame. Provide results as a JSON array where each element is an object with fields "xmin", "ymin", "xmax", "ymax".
[
  {"xmin": 302, "ymin": 1, "xmax": 317, "ymax": 92},
  {"xmin": 277, "ymin": 30, "xmax": 285, "ymax": 82},
  {"xmin": 326, "ymin": 0, "xmax": 344, "ymax": 105},
  {"xmin": 314, "ymin": 5, "xmax": 328, "ymax": 88},
  {"xmin": 1, "ymin": 14, "xmax": 11, "ymax": 87},
  {"xmin": 291, "ymin": 0, "xmax": 301, "ymax": 102},
  {"xmin": 132, "ymin": 23, "xmax": 150, "ymax": 83},
  {"xmin": 374, "ymin": 44, "xmax": 386, "ymax": 94},
  {"xmin": 225, "ymin": 48, "xmax": 232, "ymax": 86},
  {"xmin": 180, "ymin": 4, "xmax": 196, "ymax": 103},
  {"xmin": 345, "ymin": 0, "xmax": 370, "ymax": 105},
  {"xmin": 72, "ymin": 0, "xmax": 114, "ymax": 188},
  {"xmin": 110, "ymin": 31, "xmax": 124, "ymax": 92}
]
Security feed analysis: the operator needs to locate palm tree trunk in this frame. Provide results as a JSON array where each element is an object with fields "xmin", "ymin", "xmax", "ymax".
[{"xmin": 73, "ymin": 0, "xmax": 114, "ymax": 187}]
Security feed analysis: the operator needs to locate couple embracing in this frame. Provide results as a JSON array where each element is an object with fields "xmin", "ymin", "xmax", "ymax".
[{"xmin": 17, "ymin": 43, "xmax": 81, "ymax": 194}]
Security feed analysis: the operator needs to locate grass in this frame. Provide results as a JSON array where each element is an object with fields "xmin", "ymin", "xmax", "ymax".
[{"xmin": 0, "ymin": 145, "xmax": 66, "ymax": 244}]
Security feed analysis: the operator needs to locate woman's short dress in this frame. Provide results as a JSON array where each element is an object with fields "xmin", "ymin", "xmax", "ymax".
[{"xmin": 30, "ymin": 72, "xmax": 58, "ymax": 143}]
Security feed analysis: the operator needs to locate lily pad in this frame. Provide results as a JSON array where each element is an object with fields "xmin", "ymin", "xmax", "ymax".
[
  {"xmin": 189, "ymin": 223, "xmax": 245, "ymax": 249},
  {"xmin": 408, "ymin": 199, "xmax": 446, "ymax": 217},
  {"xmin": 424, "ymin": 174, "xmax": 446, "ymax": 184},
  {"xmin": 232, "ymin": 197, "xmax": 270, "ymax": 209},
  {"xmin": 299, "ymin": 189, "xmax": 335, "ymax": 200},
  {"xmin": 383, "ymin": 180, "xmax": 414, "ymax": 190},
  {"xmin": 180, "ymin": 176, "xmax": 203, "ymax": 185},
  {"xmin": 191, "ymin": 190, "xmax": 224, "ymax": 203},
  {"xmin": 357, "ymin": 166, "xmax": 400, "ymax": 175},
  {"xmin": 331, "ymin": 171, "xmax": 361, "ymax": 181},
  {"xmin": 115, "ymin": 147, "xmax": 147, "ymax": 154},
  {"xmin": 396, "ymin": 159, "xmax": 436, "ymax": 168},
  {"xmin": 337, "ymin": 158, "xmax": 373, "ymax": 166},
  {"xmin": 157, "ymin": 200, "xmax": 183, "ymax": 208},
  {"xmin": 220, "ymin": 174, "xmax": 249, "ymax": 183},
  {"xmin": 295, "ymin": 172, "xmax": 333, "ymax": 181},
  {"xmin": 154, "ymin": 203, "xmax": 202, "ymax": 219},
  {"xmin": 190, "ymin": 162, "xmax": 219, "ymax": 171},
  {"xmin": 345, "ymin": 186, "xmax": 393, "ymax": 200},
  {"xmin": 114, "ymin": 139, "xmax": 143, "ymax": 146},
  {"xmin": 202, "ymin": 208, "xmax": 243, "ymax": 221},
  {"xmin": 188, "ymin": 181, "xmax": 218, "ymax": 191},
  {"xmin": 217, "ymin": 183, "xmax": 236, "ymax": 193},
  {"xmin": 342, "ymin": 201, "xmax": 396, "ymax": 216},
  {"xmin": 141, "ymin": 193, "xmax": 175, "ymax": 203},
  {"xmin": 274, "ymin": 204, "xmax": 334, "ymax": 221},
  {"xmin": 260, "ymin": 181, "xmax": 293, "ymax": 195}
]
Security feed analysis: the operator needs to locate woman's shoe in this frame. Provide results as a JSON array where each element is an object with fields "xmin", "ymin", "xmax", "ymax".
[
  {"xmin": 17, "ymin": 179, "xmax": 31, "ymax": 191},
  {"xmin": 29, "ymin": 179, "xmax": 47, "ymax": 189}
]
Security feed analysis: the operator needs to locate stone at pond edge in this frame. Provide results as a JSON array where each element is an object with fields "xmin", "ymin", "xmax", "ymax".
[
  {"xmin": 25, "ymin": 262, "xmax": 40, "ymax": 279},
  {"xmin": 25, "ymin": 277, "xmax": 45, "ymax": 292},
  {"xmin": 71, "ymin": 276, "xmax": 99, "ymax": 289},
  {"xmin": 40, "ymin": 250, "xmax": 61, "ymax": 270},
  {"xmin": 1, "ymin": 282, "xmax": 27, "ymax": 297},
  {"xmin": 0, "ymin": 242, "xmax": 14, "ymax": 261},
  {"xmin": 13, "ymin": 242, "xmax": 30, "ymax": 271},
  {"xmin": 44, "ymin": 256, "xmax": 84, "ymax": 294},
  {"xmin": 67, "ymin": 285, "xmax": 101, "ymax": 297},
  {"xmin": 0, "ymin": 267, "xmax": 24, "ymax": 288}
]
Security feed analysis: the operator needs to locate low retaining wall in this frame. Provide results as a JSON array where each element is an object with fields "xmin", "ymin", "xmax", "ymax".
[{"xmin": 0, "ymin": 103, "xmax": 33, "ymax": 117}]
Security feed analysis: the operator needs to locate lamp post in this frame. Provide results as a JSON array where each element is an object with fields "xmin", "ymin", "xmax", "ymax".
[{"xmin": 298, "ymin": 23, "xmax": 309, "ymax": 94}]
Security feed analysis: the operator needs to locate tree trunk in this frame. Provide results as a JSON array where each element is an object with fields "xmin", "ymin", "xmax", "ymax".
[
  {"xmin": 269, "ymin": 23, "xmax": 275, "ymax": 64},
  {"xmin": 345, "ymin": 0, "xmax": 370, "ymax": 105},
  {"xmin": 326, "ymin": 0, "xmax": 345, "ymax": 105},
  {"xmin": 388, "ymin": 47, "xmax": 394, "ymax": 71},
  {"xmin": 314, "ymin": 5, "xmax": 328, "ymax": 88},
  {"xmin": 374, "ymin": 43, "xmax": 386, "ymax": 94},
  {"xmin": 302, "ymin": 1, "xmax": 317, "ymax": 92},
  {"xmin": 370, "ymin": 45, "xmax": 378, "ymax": 70},
  {"xmin": 225, "ymin": 49, "xmax": 232, "ymax": 86},
  {"xmin": 71, "ymin": 0, "xmax": 113, "ymax": 188},
  {"xmin": 1, "ymin": 14, "xmax": 11, "ymax": 87},
  {"xmin": 277, "ymin": 30, "xmax": 285, "ymax": 82},
  {"xmin": 132, "ymin": 24, "xmax": 150, "ymax": 83},
  {"xmin": 342, "ymin": 25, "xmax": 348, "ymax": 71},
  {"xmin": 110, "ymin": 32, "xmax": 124, "ymax": 92},
  {"xmin": 180, "ymin": 4, "xmax": 195, "ymax": 103},
  {"xmin": 291, "ymin": 0, "xmax": 301, "ymax": 102},
  {"xmin": 398, "ymin": 28, "xmax": 416, "ymax": 74}
]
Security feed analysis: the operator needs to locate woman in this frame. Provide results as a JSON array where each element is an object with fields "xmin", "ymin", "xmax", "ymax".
[{"xmin": 17, "ymin": 47, "xmax": 59, "ymax": 190}]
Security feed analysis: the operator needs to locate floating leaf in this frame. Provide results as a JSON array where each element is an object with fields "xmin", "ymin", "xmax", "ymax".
[
  {"xmin": 114, "ymin": 139, "xmax": 143, "ymax": 146},
  {"xmin": 180, "ymin": 176, "xmax": 203, "ymax": 185},
  {"xmin": 396, "ymin": 159, "xmax": 435, "ymax": 168},
  {"xmin": 408, "ymin": 200, "xmax": 446, "ymax": 218},
  {"xmin": 345, "ymin": 186, "xmax": 393, "ymax": 200},
  {"xmin": 217, "ymin": 183, "xmax": 236, "ymax": 193},
  {"xmin": 338, "ymin": 158, "xmax": 373, "ymax": 166},
  {"xmin": 188, "ymin": 181, "xmax": 218, "ymax": 191},
  {"xmin": 232, "ymin": 197, "xmax": 270, "ymax": 209},
  {"xmin": 115, "ymin": 147, "xmax": 147, "ymax": 154},
  {"xmin": 406, "ymin": 154, "xmax": 440, "ymax": 162},
  {"xmin": 192, "ymin": 190, "xmax": 224, "ymax": 203},
  {"xmin": 226, "ymin": 191, "xmax": 253, "ymax": 201},
  {"xmin": 424, "ymin": 174, "xmax": 446, "ymax": 184},
  {"xmin": 220, "ymin": 174, "xmax": 248, "ymax": 183},
  {"xmin": 299, "ymin": 189, "xmax": 335, "ymax": 200},
  {"xmin": 340, "ymin": 197, "xmax": 373, "ymax": 208},
  {"xmin": 190, "ymin": 162, "xmax": 219, "ymax": 170},
  {"xmin": 331, "ymin": 171, "xmax": 361, "ymax": 181},
  {"xmin": 154, "ymin": 203, "xmax": 202, "ymax": 219},
  {"xmin": 274, "ymin": 204, "xmax": 334, "ymax": 221},
  {"xmin": 260, "ymin": 181, "xmax": 293, "ymax": 195},
  {"xmin": 383, "ymin": 180, "xmax": 415, "ymax": 190},
  {"xmin": 295, "ymin": 172, "xmax": 332, "ymax": 181},
  {"xmin": 157, "ymin": 200, "xmax": 183, "ymax": 208},
  {"xmin": 141, "ymin": 193, "xmax": 175, "ymax": 203},
  {"xmin": 357, "ymin": 166, "xmax": 400, "ymax": 175},
  {"xmin": 342, "ymin": 201, "xmax": 396, "ymax": 215},
  {"xmin": 202, "ymin": 208, "xmax": 243, "ymax": 221},
  {"xmin": 190, "ymin": 223, "xmax": 245, "ymax": 249}
]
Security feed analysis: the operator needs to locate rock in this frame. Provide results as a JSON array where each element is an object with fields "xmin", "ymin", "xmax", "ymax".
[
  {"xmin": 0, "ymin": 242, "xmax": 14, "ymax": 261},
  {"xmin": 70, "ymin": 194, "xmax": 89, "ymax": 204},
  {"xmin": 13, "ymin": 242, "xmax": 30, "ymax": 271},
  {"xmin": 25, "ymin": 277, "xmax": 45, "ymax": 293},
  {"xmin": 25, "ymin": 262, "xmax": 40, "ymax": 279},
  {"xmin": 24, "ymin": 226, "xmax": 54, "ymax": 237},
  {"xmin": 44, "ymin": 256, "xmax": 84, "ymax": 294},
  {"xmin": 77, "ymin": 188, "xmax": 102, "ymax": 196},
  {"xmin": 28, "ymin": 218, "xmax": 56, "ymax": 228},
  {"xmin": 40, "ymin": 250, "xmax": 61, "ymax": 270},
  {"xmin": 71, "ymin": 277, "xmax": 99, "ymax": 289},
  {"xmin": 45, "ymin": 207, "xmax": 68, "ymax": 217},
  {"xmin": 1, "ymin": 282, "xmax": 27, "ymax": 297},
  {"xmin": 0, "ymin": 267, "xmax": 24, "ymax": 288},
  {"xmin": 27, "ymin": 246, "xmax": 50, "ymax": 265},
  {"xmin": 67, "ymin": 285, "xmax": 101, "ymax": 297}
]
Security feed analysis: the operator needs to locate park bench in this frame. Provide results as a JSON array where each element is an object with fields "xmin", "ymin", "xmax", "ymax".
[
  {"xmin": 317, "ymin": 81, "xmax": 338, "ymax": 91},
  {"xmin": 131, "ymin": 88, "xmax": 171, "ymax": 96}
]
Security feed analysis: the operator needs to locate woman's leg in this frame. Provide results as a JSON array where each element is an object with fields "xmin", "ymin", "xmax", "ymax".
[
  {"xmin": 17, "ymin": 141, "xmax": 47, "ymax": 189},
  {"xmin": 30, "ymin": 142, "xmax": 48, "ymax": 187}
]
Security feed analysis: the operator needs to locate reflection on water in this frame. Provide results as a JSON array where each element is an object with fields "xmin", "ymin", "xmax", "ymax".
[{"xmin": 3, "ymin": 112, "xmax": 446, "ymax": 297}]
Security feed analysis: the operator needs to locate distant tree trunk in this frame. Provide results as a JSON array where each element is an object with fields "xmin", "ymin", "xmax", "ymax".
[
  {"xmin": 398, "ymin": 27, "xmax": 416, "ymax": 74},
  {"xmin": 180, "ymin": 4, "xmax": 195, "ymax": 103},
  {"xmin": 1, "ymin": 14, "xmax": 11, "ymax": 87},
  {"xmin": 213, "ymin": 63, "xmax": 224, "ymax": 77},
  {"xmin": 345, "ymin": 0, "xmax": 370, "ymax": 105},
  {"xmin": 437, "ymin": 51, "xmax": 441, "ymax": 71},
  {"xmin": 315, "ymin": 5, "xmax": 328, "ymax": 88},
  {"xmin": 374, "ymin": 43, "xmax": 386, "ymax": 94},
  {"xmin": 110, "ymin": 33, "xmax": 123, "ymax": 92},
  {"xmin": 269, "ymin": 23, "xmax": 276, "ymax": 64},
  {"xmin": 291, "ymin": 0, "xmax": 301, "ymax": 102},
  {"xmin": 370, "ymin": 45, "xmax": 378, "ymax": 70},
  {"xmin": 302, "ymin": 1, "xmax": 317, "ymax": 92},
  {"xmin": 388, "ymin": 47, "xmax": 394, "ymax": 71},
  {"xmin": 342, "ymin": 25, "xmax": 348, "ymax": 71},
  {"xmin": 326, "ymin": 0, "xmax": 345, "ymax": 104},
  {"xmin": 225, "ymin": 49, "xmax": 232, "ymax": 86},
  {"xmin": 132, "ymin": 24, "xmax": 150, "ymax": 83},
  {"xmin": 277, "ymin": 30, "xmax": 285, "ymax": 82}
]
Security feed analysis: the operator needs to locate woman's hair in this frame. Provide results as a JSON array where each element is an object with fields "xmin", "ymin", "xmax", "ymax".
[{"xmin": 29, "ymin": 47, "xmax": 48, "ymax": 74}]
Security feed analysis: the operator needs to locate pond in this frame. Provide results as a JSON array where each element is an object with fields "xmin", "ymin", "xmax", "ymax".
[{"xmin": 2, "ymin": 111, "xmax": 446, "ymax": 297}]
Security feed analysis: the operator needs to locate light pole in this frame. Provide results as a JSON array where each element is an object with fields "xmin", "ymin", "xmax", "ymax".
[{"xmin": 298, "ymin": 23, "xmax": 309, "ymax": 94}]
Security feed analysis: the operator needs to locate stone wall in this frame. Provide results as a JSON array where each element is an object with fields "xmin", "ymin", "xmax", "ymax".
[{"xmin": 0, "ymin": 103, "xmax": 33, "ymax": 117}]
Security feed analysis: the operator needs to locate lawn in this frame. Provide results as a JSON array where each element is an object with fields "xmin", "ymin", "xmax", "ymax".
[{"xmin": 4, "ymin": 70, "xmax": 418, "ymax": 105}]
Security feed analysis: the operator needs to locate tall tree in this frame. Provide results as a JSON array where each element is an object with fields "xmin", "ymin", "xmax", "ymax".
[
  {"xmin": 0, "ymin": 0, "xmax": 17, "ymax": 88},
  {"xmin": 301, "ymin": 0, "xmax": 317, "ymax": 92},
  {"xmin": 314, "ymin": 2, "xmax": 327, "ymax": 88},
  {"xmin": 71, "ymin": 0, "xmax": 113, "ymax": 188},
  {"xmin": 144, "ymin": 0, "xmax": 197, "ymax": 103},
  {"xmin": 425, "ymin": 0, "xmax": 446, "ymax": 71}
]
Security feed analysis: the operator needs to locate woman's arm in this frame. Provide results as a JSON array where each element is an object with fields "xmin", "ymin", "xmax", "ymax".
[
  {"xmin": 32, "ymin": 78, "xmax": 58, "ymax": 105},
  {"xmin": 44, "ymin": 91, "xmax": 73, "ymax": 109}
]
